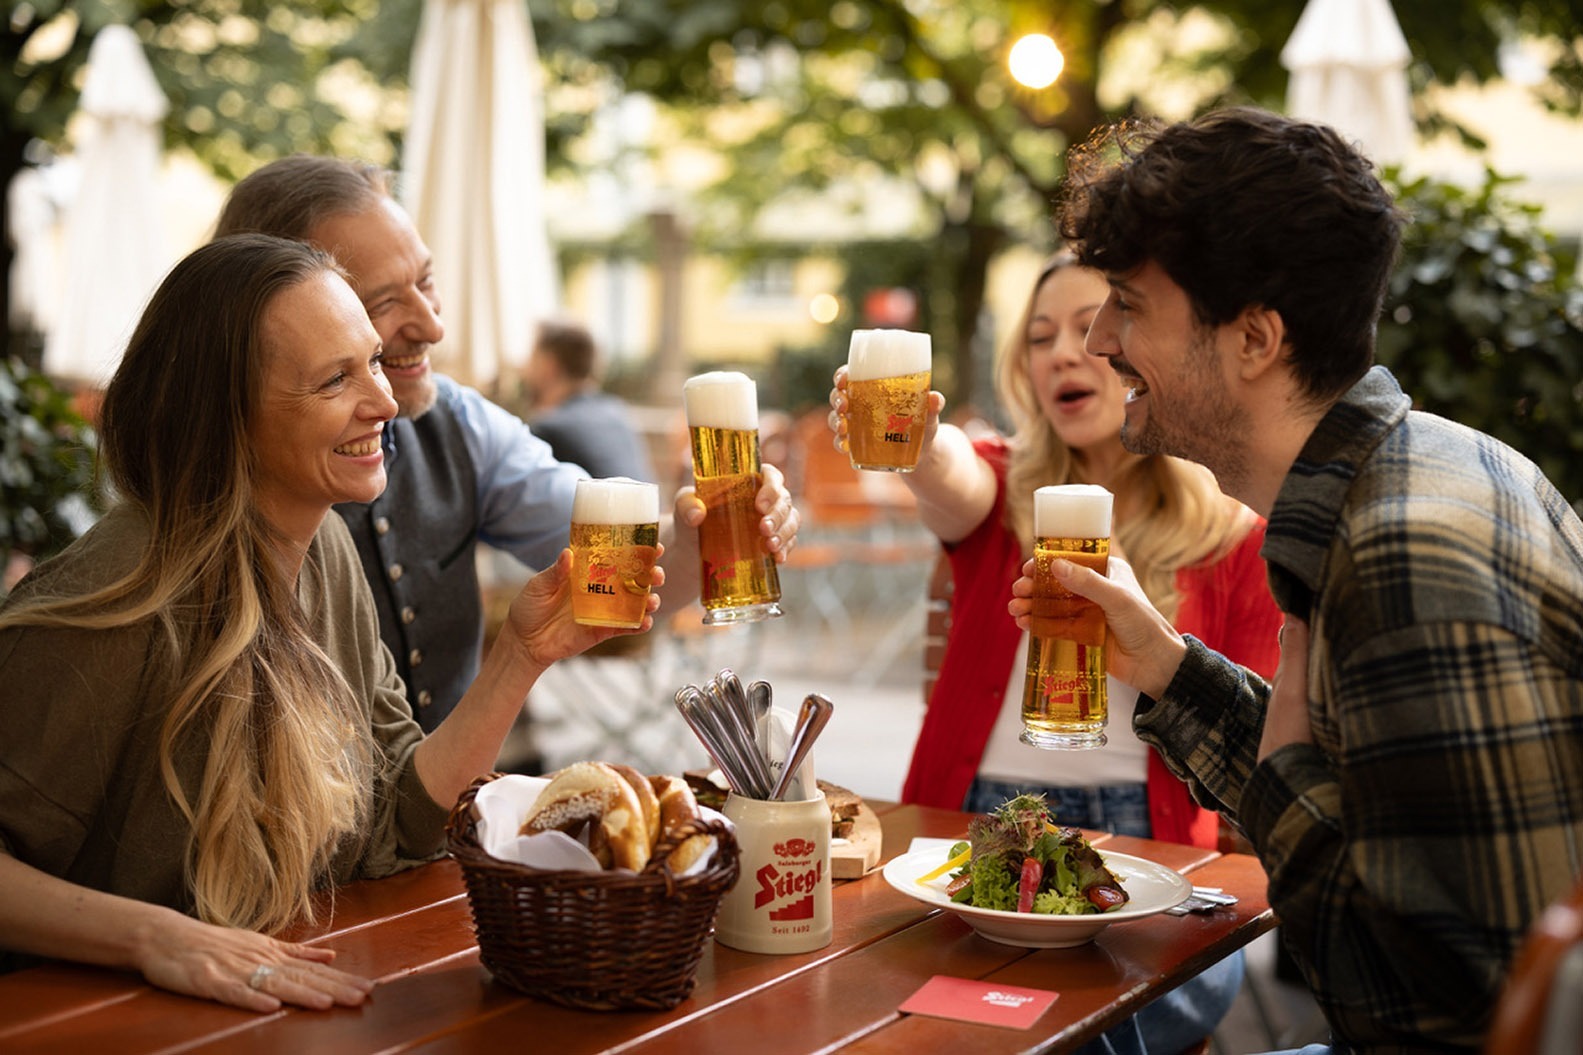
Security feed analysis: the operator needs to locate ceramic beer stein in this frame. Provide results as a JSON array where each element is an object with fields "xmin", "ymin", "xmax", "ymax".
[{"xmin": 714, "ymin": 791, "xmax": 832, "ymax": 954}]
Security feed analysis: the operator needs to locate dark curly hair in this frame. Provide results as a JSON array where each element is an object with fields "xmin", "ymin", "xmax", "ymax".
[{"xmin": 1058, "ymin": 107, "xmax": 1406, "ymax": 403}]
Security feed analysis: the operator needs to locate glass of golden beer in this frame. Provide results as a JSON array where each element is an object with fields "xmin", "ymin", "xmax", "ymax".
[
  {"xmin": 682, "ymin": 371, "xmax": 784, "ymax": 625},
  {"xmin": 845, "ymin": 328, "xmax": 931, "ymax": 472},
  {"xmin": 1020, "ymin": 484, "xmax": 1113, "ymax": 749},
  {"xmin": 569, "ymin": 477, "xmax": 661, "ymax": 629}
]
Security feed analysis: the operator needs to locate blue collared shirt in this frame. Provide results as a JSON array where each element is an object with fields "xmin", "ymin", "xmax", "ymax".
[{"xmin": 386, "ymin": 374, "xmax": 586, "ymax": 571}]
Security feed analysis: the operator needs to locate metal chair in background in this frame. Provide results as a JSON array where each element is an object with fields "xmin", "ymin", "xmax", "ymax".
[
  {"xmin": 922, "ymin": 552, "xmax": 953, "ymax": 706},
  {"xmin": 780, "ymin": 408, "xmax": 936, "ymax": 686}
]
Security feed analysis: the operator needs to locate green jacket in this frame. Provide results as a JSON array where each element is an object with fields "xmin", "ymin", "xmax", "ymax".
[{"xmin": 0, "ymin": 505, "xmax": 449, "ymax": 963}]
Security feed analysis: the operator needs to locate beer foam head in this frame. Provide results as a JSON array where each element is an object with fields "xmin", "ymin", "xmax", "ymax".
[
  {"xmin": 573, "ymin": 477, "xmax": 660, "ymax": 524},
  {"xmin": 1033, "ymin": 484, "xmax": 1113, "ymax": 537},
  {"xmin": 847, "ymin": 329, "xmax": 932, "ymax": 381},
  {"xmin": 683, "ymin": 371, "xmax": 758, "ymax": 430}
]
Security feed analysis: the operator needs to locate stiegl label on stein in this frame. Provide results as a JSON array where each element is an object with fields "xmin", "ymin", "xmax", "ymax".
[
  {"xmin": 754, "ymin": 839, "xmax": 823, "ymax": 930},
  {"xmin": 715, "ymin": 792, "xmax": 833, "ymax": 954}
]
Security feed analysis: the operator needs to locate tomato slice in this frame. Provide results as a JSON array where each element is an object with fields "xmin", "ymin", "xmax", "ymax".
[
  {"xmin": 1017, "ymin": 857, "xmax": 1043, "ymax": 913},
  {"xmin": 1086, "ymin": 884, "xmax": 1127, "ymax": 911}
]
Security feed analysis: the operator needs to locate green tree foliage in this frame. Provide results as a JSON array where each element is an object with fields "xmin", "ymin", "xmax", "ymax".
[
  {"xmin": 0, "ymin": 0, "xmax": 417, "ymax": 336},
  {"xmin": 528, "ymin": 0, "xmax": 1583, "ymax": 409},
  {"xmin": 1379, "ymin": 169, "xmax": 1583, "ymax": 509},
  {"xmin": 0, "ymin": 356, "xmax": 100, "ymax": 568},
  {"xmin": 4, "ymin": 1, "xmax": 411, "ymax": 178},
  {"xmin": 4, "ymin": 0, "xmax": 1582, "ymax": 467}
]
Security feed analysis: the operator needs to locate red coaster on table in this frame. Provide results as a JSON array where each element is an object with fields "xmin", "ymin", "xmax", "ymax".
[{"xmin": 898, "ymin": 974, "xmax": 1059, "ymax": 1030}]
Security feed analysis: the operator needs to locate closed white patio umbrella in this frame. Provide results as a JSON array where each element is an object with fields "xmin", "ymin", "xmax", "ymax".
[
  {"xmin": 43, "ymin": 25, "xmax": 170, "ymax": 386},
  {"xmin": 402, "ymin": 0, "xmax": 558, "ymax": 388},
  {"xmin": 1281, "ymin": 0, "xmax": 1415, "ymax": 166}
]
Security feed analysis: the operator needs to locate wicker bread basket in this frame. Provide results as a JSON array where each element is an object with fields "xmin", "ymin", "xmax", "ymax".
[{"xmin": 445, "ymin": 773, "xmax": 740, "ymax": 1011}]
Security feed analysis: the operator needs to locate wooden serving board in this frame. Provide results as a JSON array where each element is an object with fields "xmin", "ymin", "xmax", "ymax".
[{"xmin": 831, "ymin": 802, "xmax": 882, "ymax": 879}]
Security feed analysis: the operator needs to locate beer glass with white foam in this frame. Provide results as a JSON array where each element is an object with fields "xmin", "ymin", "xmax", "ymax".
[
  {"xmin": 682, "ymin": 371, "xmax": 783, "ymax": 624},
  {"xmin": 845, "ymin": 328, "xmax": 931, "ymax": 472},
  {"xmin": 570, "ymin": 477, "xmax": 661, "ymax": 629},
  {"xmin": 1020, "ymin": 484, "xmax": 1113, "ymax": 749}
]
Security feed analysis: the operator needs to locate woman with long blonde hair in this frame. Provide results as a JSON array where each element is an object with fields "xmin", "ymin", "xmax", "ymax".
[
  {"xmin": 0, "ymin": 235, "xmax": 659, "ymax": 1011},
  {"xmin": 832, "ymin": 252, "xmax": 1279, "ymax": 835},
  {"xmin": 829, "ymin": 252, "xmax": 1279, "ymax": 1055}
]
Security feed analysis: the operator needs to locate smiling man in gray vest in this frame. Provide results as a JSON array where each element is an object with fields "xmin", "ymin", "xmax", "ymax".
[{"xmin": 214, "ymin": 156, "xmax": 802, "ymax": 733}]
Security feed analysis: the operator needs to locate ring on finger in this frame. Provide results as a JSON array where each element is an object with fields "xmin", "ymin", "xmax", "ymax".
[{"xmin": 247, "ymin": 963, "xmax": 276, "ymax": 990}]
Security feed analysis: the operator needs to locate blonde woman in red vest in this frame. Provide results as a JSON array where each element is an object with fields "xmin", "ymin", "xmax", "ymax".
[{"xmin": 828, "ymin": 252, "xmax": 1281, "ymax": 1055}]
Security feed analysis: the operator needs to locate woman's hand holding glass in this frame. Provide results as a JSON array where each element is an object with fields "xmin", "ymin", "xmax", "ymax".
[
  {"xmin": 826, "ymin": 363, "xmax": 946, "ymax": 461},
  {"xmin": 503, "ymin": 547, "xmax": 665, "ymax": 670}
]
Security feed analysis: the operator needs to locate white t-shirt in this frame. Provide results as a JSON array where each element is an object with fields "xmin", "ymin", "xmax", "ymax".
[{"xmin": 975, "ymin": 633, "xmax": 1148, "ymax": 787}]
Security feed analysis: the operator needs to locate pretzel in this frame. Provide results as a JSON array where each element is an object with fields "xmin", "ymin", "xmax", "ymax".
[
  {"xmin": 649, "ymin": 774, "xmax": 710, "ymax": 874},
  {"xmin": 520, "ymin": 761, "xmax": 651, "ymax": 871},
  {"xmin": 610, "ymin": 763, "xmax": 661, "ymax": 848}
]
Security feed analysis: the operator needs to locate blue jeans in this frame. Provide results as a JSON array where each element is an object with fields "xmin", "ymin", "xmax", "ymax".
[
  {"xmin": 1070, "ymin": 951, "xmax": 1245, "ymax": 1055},
  {"xmin": 963, "ymin": 777, "xmax": 1152, "ymax": 836},
  {"xmin": 964, "ymin": 776, "xmax": 1243, "ymax": 1055}
]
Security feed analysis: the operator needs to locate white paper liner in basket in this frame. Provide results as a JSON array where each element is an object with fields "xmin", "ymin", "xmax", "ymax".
[{"xmin": 472, "ymin": 774, "xmax": 729, "ymax": 875}]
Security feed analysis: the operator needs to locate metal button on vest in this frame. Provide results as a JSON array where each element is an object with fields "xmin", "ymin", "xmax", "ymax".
[
  {"xmin": 374, "ymin": 516, "xmax": 391, "ymax": 536},
  {"xmin": 388, "ymin": 563, "xmax": 404, "ymax": 582},
  {"xmin": 417, "ymin": 689, "xmax": 433, "ymax": 709},
  {"xmin": 409, "ymin": 649, "xmax": 423, "ymax": 667},
  {"xmin": 401, "ymin": 606, "xmax": 416, "ymax": 624}
]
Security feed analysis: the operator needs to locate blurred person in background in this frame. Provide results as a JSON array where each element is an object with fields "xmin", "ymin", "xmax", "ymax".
[
  {"xmin": 828, "ymin": 251, "xmax": 1282, "ymax": 1055},
  {"xmin": 0, "ymin": 235, "xmax": 658, "ymax": 1009},
  {"xmin": 214, "ymin": 157, "xmax": 799, "ymax": 735},
  {"xmin": 522, "ymin": 318, "xmax": 656, "ymax": 483}
]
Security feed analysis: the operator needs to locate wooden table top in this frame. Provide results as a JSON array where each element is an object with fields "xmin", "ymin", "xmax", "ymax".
[{"xmin": 0, "ymin": 802, "xmax": 1275, "ymax": 1055}]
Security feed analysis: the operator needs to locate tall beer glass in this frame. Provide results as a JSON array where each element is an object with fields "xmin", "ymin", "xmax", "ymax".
[
  {"xmin": 682, "ymin": 371, "xmax": 784, "ymax": 624},
  {"xmin": 1020, "ymin": 484, "xmax": 1113, "ymax": 749},
  {"xmin": 569, "ymin": 477, "xmax": 661, "ymax": 629},
  {"xmin": 846, "ymin": 328, "xmax": 931, "ymax": 472}
]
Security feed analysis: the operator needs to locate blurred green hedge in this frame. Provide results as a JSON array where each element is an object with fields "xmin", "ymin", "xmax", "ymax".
[
  {"xmin": 1378, "ymin": 169, "xmax": 1583, "ymax": 513},
  {"xmin": 0, "ymin": 357, "xmax": 100, "ymax": 573}
]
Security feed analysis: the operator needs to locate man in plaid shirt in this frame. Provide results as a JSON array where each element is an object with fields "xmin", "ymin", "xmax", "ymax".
[{"xmin": 1018, "ymin": 107, "xmax": 1583, "ymax": 1054}]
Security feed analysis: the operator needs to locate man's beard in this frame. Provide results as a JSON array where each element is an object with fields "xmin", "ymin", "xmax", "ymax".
[
  {"xmin": 394, "ymin": 375, "xmax": 438, "ymax": 420},
  {"xmin": 1118, "ymin": 336, "xmax": 1249, "ymax": 491}
]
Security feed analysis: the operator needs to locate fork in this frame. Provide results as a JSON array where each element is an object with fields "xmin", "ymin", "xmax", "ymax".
[{"xmin": 1167, "ymin": 886, "xmax": 1241, "ymax": 915}]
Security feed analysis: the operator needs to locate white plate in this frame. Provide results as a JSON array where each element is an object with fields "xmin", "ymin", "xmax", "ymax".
[{"xmin": 881, "ymin": 846, "xmax": 1192, "ymax": 948}]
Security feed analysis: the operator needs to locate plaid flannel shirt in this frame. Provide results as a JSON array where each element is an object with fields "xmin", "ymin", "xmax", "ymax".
[{"xmin": 1135, "ymin": 366, "xmax": 1583, "ymax": 1054}]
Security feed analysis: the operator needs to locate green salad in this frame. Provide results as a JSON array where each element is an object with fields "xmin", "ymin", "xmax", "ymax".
[{"xmin": 944, "ymin": 794, "xmax": 1129, "ymax": 915}]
